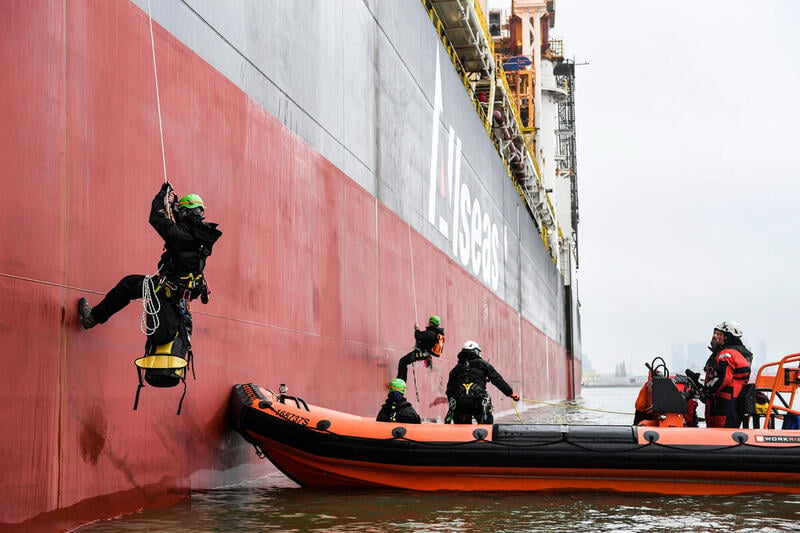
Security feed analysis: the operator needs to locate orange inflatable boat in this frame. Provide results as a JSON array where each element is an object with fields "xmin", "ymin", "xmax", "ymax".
[{"xmin": 230, "ymin": 355, "xmax": 800, "ymax": 495}]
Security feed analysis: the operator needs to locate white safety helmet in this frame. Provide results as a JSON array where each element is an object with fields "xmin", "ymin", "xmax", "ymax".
[
  {"xmin": 462, "ymin": 340, "xmax": 481, "ymax": 353},
  {"xmin": 714, "ymin": 321, "xmax": 744, "ymax": 339}
]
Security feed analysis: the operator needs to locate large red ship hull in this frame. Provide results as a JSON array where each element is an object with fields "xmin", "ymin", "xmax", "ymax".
[{"xmin": 0, "ymin": 0, "xmax": 579, "ymax": 529}]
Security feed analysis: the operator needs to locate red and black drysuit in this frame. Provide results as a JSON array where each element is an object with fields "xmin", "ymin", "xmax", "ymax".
[
  {"xmin": 703, "ymin": 342, "xmax": 753, "ymax": 428},
  {"xmin": 396, "ymin": 323, "xmax": 445, "ymax": 381}
]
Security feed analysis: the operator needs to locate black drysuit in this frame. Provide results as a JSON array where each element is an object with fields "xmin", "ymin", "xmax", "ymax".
[
  {"xmin": 396, "ymin": 324, "xmax": 445, "ymax": 381},
  {"xmin": 376, "ymin": 391, "xmax": 421, "ymax": 424},
  {"xmin": 89, "ymin": 184, "xmax": 222, "ymax": 347},
  {"xmin": 446, "ymin": 349, "xmax": 514, "ymax": 424}
]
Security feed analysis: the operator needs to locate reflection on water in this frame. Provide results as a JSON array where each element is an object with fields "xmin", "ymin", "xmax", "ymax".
[
  {"xmin": 84, "ymin": 483, "xmax": 800, "ymax": 533},
  {"xmin": 78, "ymin": 387, "xmax": 800, "ymax": 533}
]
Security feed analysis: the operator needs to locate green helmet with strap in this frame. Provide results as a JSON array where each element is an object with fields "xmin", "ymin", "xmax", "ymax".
[
  {"xmin": 177, "ymin": 193, "xmax": 205, "ymax": 210},
  {"xmin": 428, "ymin": 315, "xmax": 441, "ymax": 326},
  {"xmin": 389, "ymin": 378, "xmax": 406, "ymax": 393}
]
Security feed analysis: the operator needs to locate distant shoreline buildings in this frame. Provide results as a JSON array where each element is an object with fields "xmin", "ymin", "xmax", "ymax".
[{"xmin": 582, "ymin": 338, "xmax": 768, "ymax": 387}]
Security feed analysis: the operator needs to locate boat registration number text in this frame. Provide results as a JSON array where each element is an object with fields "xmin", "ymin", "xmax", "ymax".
[{"xmin": 275, "ymin": 409, "xmax": 310, "ymax": 426}]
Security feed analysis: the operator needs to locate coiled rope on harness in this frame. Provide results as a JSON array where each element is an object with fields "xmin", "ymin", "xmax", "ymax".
[{"xmin": 140, "ymin": 274, "xmax": 162, "ymax": 335}]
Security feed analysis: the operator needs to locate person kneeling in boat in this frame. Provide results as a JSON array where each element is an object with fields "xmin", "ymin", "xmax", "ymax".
[
  {"xmin": 376, "ymin": 379, "xmax": 421, "ymax": 424},
  {"xmin": 697, "ymin": 321, "xmax": 753, "ymax": 428},
  {"xmin": 396, "ymin": 315, "xmax": 446, "ymax": 381},
  {"xmin": 445, "ymin": 341, "xmax": 519, "ymax": 424}
]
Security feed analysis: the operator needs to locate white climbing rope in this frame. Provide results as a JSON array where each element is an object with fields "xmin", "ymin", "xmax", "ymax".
[
  {"xmin": 407, "ymin": 225, "xmax": 422, "ymax": 406},
  {"xmin": 408, "ymin": 225, "xmax": 418, "ymax": 322},
  {"xmin": 146, "ymin": 0, "xmax": 168, "ymax": 186},
  {"xmin": 138, "ymin": 4, "xmax": 174, "ymax": 338}
]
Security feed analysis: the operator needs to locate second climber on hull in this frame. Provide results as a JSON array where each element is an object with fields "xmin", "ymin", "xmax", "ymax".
[{"xmin": 396, "ymin": 315, "xmax": 446, "ymax": 382}]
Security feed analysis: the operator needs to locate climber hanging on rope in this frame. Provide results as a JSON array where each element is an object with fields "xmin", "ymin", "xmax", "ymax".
[{"xmin": 78, "ymin": 182, "xmax": 222, "ymax": 355}]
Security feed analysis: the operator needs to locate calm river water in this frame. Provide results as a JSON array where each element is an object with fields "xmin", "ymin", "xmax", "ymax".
[{"xmin": 78, "ymin": 387, "xmax": 800, "ymax": 532}]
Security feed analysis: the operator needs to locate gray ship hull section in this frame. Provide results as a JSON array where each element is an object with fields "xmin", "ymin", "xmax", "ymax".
[{"xmin": 133, "ymin": 0, "xmax": 565, "ymax": 344}]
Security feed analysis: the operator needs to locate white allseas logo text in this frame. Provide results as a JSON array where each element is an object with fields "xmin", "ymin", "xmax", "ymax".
[{"xmin": 427, "ymin": 53, "xmax": 507, "ymax": 292}]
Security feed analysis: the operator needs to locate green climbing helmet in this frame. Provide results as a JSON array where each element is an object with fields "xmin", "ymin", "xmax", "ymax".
[
  {"xmin": 389, "ymin": 378, "xmax": 406, "ymax": 393},
  {"xmin": 428, "ymin": 315, "xmax": 441, "ymax": 326},
  {"xmin": 177, "ymin": 193, "xmax": 205, "ymax": 210}
]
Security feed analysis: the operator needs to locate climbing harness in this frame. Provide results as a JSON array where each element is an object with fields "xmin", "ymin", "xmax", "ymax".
[{"xmin": 140, "ymin": 269, "xmax": 206, "ymax": 336}]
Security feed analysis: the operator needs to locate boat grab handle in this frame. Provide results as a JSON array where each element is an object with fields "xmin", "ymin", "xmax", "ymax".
[{"xmin": 279, "ymin": 394, "xmax": 309, "ymax": 411}]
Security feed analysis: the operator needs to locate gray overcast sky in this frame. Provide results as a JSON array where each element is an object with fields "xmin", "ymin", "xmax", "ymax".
[{"xmin": 549, "ymin": 1, "xmax": 800, "ymax": 373}]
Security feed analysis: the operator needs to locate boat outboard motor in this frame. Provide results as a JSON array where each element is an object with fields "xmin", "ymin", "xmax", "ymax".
[{"xmin": 635, "ymin": 357, "xmax": 697, "ymax": 427}]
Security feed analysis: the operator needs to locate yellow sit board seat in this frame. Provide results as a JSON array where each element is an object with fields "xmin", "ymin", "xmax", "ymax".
[
  {"xmin": 134, "ymin": 355, "xmax": 188, "ymax": 376},
  {"xmin": 133, "ymin": 337, "xmax": 192, "ymax": 414}
]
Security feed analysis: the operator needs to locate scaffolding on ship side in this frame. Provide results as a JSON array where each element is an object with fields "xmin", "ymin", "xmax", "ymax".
[{"xmin": 422, "ymin": 0, "xmax": 558, "ymax": 258}]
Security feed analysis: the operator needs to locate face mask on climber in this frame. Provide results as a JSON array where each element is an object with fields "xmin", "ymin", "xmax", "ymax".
[{"xmin": 175, "ymin": 194, "xmax": 205, "ymax": 219}]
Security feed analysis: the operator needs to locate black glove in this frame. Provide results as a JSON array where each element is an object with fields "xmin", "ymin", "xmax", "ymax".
[
  {"xmin": 159, "ymin": 181, "xmax": 173, "ymax": 195},
  {"xmin": 685, "ymin": 369, "xmax": 702, "ymax": 388},
  {"xmin": 698, "ymin": 386, "xmax": 711, "ymax": 402}
]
